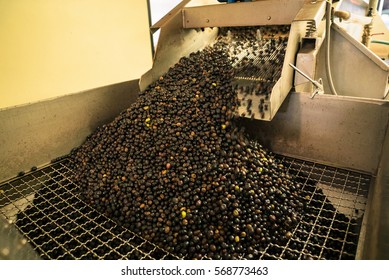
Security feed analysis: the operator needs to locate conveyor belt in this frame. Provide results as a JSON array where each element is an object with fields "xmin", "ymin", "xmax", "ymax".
[{"xmin": 0, "ymin": 156, "xmax": 371, "ymax": 259}]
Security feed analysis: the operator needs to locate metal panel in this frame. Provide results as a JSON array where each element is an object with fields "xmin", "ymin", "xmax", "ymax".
[
  {"xmin": 0, "ymin": 80, "xmax": 140, "ymax": 183},
  {"xmin": 182, "ymin": 0, "xmax": 305, "ymax": 28},
  {"xmin": 358, "ymin": 123, "xmax": 389, "ymax": 259},
  {"xmin": 140, "ymin": 11, "xmax": 218, "ymax": 91},
  {"xmin": 316, "ymin": 24, "xmax": 389, "ymax": 100},
  {"xmin": 294, "ymin": 0, "xmax": 327, "ymax": 26},
  {"xmin": 241, "ymin": 91, "xmax": 389, "ymax": 174},
  {"xmin": 268, "ymin": 23, "xmax": 302, "ymax": 119}
]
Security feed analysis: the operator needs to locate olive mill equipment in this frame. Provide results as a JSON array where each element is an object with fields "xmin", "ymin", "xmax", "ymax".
[
  {"xmin": 140, "ymin": 0, "xmax": 389, "ymax": 121},
  {"xmin": 1, "ymin": 0, "xmax": 389, "ymax": 260}
]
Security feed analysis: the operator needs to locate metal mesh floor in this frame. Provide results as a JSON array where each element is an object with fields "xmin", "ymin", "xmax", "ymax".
[{"xmin": 0, "ymin": 155, "xmax": 371, "ymax": 260}]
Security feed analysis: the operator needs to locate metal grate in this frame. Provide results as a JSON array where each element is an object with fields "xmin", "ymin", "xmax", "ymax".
[
  {"xmin": 263, "ymin": 156, "xmax": 371, "ymax": 260},
  {"xmin": 0, "ymin": 155, "xmax": 371, "ymax": 260},
  {"xmin": 0, "ymin": 160, "xmax": 178, "ymax": 260},
  {"xmin": 233, "ymin": 40, "xmax": 286, "ymax": 83}
]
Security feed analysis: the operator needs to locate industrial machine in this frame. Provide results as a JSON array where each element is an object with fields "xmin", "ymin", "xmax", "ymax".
[{"xmin": 1, "ymin": 0, "xmax": 388, "ymax": 260}]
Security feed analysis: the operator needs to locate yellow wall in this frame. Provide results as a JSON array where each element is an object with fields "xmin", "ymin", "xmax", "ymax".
[{"xmin": 0, "ymin": 0, "xmax": 152, "ymax": 108}]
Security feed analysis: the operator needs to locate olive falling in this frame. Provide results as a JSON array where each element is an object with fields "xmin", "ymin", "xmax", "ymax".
[
  {"xmin": 66, "ymin": 28, "xmax": 306, "ymax": 260},
  {"xmin": 221, "ymin": 25, "xmax": 290, "ymax": 119}
]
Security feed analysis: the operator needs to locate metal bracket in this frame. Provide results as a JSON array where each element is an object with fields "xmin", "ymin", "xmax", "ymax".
[{"xmin": 289, "ymin": 63, "xmax": 324, "ymax": 98}]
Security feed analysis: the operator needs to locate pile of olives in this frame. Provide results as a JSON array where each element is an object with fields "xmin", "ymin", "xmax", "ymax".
[{"xmin": 67, "ymin": 33, "xmax": 306, "ymax": 259}]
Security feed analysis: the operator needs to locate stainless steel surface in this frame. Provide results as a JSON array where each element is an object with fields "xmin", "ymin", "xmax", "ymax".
[
  {"xmin": 289, "ymin": 63, "xmax": 324, "ymax": 98},
  {"xmin": 0, "ymin": 80, "xmax": 140, "ymax": 183},
  {"xmin": 294, "ymin": 37, "xmax": 323, "ymax": 93},
  {"xmin": 140, "ymin": 11, "xmax": 218, "ymax": 91},
  {"xmin": 182, "ymin": 0, "xmax": 305, "ymax": 28},
  {"xmin": 294, "ymin": 0, "xmax": 327, "ymax": 27},
  {"xmin": 0, "ymin": 155, "xmax": 370, "ymax": 259},
  {"xmin": 358, "ymin": 123, "xmax": 389, "ymax": 259},
  {"xmin": 242, "ymin": 91, "xmax": 389, "ymax": 174},
  {"xmin": 316, "ymin": 24, "xmax": 389, "ymax": 100}
]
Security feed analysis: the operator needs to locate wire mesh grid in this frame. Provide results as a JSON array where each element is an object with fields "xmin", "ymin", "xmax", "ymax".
[
  {"xmin": 263, "ymin": 156, "xmax": 371, "ymax": 260},
  {"xmin": 0, "ymin": 160, "xmax": 178, "ymax": 260},
  {"xmin": 233, "ymin": 42, "xmax": 286, "ymax": 83},
  {"xmin": 0, "ymin": 155, "xmax": 371, "ymax": 260}
]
